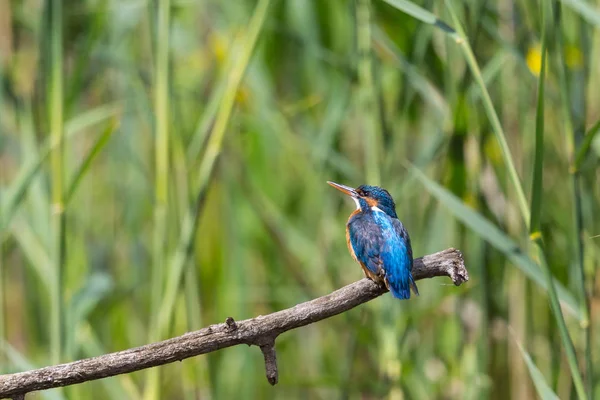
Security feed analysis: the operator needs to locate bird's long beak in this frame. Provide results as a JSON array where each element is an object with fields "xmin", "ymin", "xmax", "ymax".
[{"xmin": 327, "ymin": 181, "xmax": 358, "ymax": 198}]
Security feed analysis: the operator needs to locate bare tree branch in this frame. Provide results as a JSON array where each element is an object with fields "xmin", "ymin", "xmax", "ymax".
[{"xmin": 0, "ymin": 248, "xmax": 467, "ymax": 399}]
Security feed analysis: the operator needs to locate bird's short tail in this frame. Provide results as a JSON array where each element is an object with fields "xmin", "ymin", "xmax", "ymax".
[{"xmin": 386, "ymin": 272, "xmax": 419, "ymax": 300}]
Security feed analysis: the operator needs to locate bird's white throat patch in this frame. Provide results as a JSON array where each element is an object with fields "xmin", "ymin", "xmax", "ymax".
[{"xmin": 353, "ymin": 199, "xmax": 384, "ymax": 213}]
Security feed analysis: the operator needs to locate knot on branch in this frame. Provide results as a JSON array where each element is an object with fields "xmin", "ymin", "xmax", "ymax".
[{"xmin": 225, "ymin": 317, "xmax": 238, "ymax": 332}]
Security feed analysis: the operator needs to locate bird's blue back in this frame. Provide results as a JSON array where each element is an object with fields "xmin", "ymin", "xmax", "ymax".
[{"xmin": 347, "ymin": 207, "xmax": 417, "ymax": 299}]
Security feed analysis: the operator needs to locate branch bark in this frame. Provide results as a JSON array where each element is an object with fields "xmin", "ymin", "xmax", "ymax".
[{"xmin": 0, "ymin": 248, "xmax": 467, "ymax": 399}]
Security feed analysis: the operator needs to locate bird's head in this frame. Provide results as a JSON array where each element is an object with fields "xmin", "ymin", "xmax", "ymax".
[{"xmin": 327, "ymin": 181, "xmax": 398, "ymax": 218}]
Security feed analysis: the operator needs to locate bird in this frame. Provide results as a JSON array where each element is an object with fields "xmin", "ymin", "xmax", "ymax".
[{"xmin": 327, "ymin": 181, "xmax": 418, "ymax": 299}]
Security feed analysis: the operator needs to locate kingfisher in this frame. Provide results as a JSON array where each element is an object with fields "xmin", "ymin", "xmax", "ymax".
[{"xmin": 328, "ymin": 181, "xmax": 418, "ymax": 299}]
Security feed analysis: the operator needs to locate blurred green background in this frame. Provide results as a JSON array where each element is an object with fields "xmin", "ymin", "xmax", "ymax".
[{"xmin": 1, "ymin": 0, "xmax": 599, "ymax": 399}]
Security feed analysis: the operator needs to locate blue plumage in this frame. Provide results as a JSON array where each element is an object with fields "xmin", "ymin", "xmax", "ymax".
[{"xmin": 328, "ymin": 182, "xmax": 418, "ymax": 300}]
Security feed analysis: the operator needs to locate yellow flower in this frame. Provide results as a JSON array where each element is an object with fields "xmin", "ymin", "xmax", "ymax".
[
  {"xmin": 209, "ymin": 33, "xmax": 228, "ymax": 65},
  {"xmin": 526, "ymin": 44, "xmax": 542, "ymax": 76},
  {"xmin": 527, "ymin": 43, "xmax": 583, "ymax": 75}
]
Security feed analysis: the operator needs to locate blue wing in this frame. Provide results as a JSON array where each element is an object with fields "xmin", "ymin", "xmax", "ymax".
[
  {"xmin": 348, "ymin": 210, "xmax": 418, "ymax": 299},
  {"xmin": 389, "ymin": 217, "xmax": 418, "ymax": 298},
  {"xmin": 347, "ymin": 213, "xmax": 386, "ymax": 279}
]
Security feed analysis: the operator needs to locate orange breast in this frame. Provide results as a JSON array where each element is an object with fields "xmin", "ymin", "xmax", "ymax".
[{"xmin": 345, "ymin": 226, "xmax": 358, "ymax": 263}]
